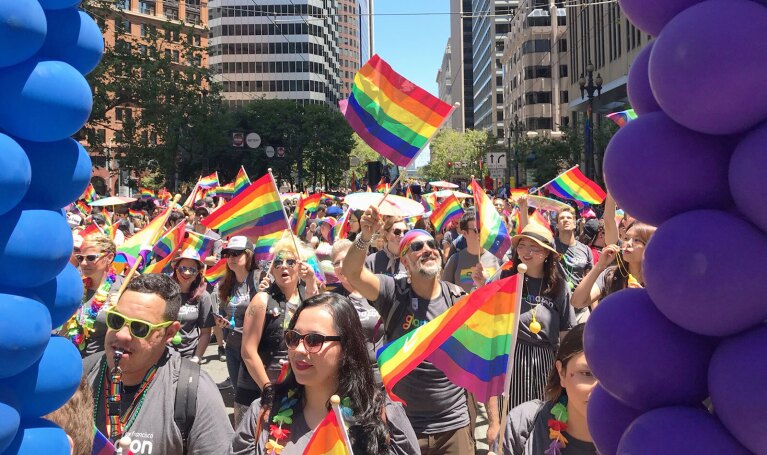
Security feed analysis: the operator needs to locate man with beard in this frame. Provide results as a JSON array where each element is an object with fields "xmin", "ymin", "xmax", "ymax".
[{"xmin": 343, "ymin": 206, "xmax": 474, "ymax": 455}]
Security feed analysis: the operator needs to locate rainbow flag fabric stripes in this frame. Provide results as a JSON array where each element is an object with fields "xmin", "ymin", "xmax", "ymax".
[
  {"xmin": 405, "ymin": 185, "xmax": 413, "ymax": 199},
  {"xmin": 202, "ymin": 173, "xmax": 289, "ymax": 238},
  {"xmin": 254, "ymin": 231, "xmax": 284, "ymax": 261},
  {"xmin": 471, "ymin": 180, "xmax": 512, "ymax": 260},
  {"xmin": 606, "ymin": 109, "xmax": 638, "ymax": 128},
  {"xmin": 204, "ymin": 259, "xmax": 227, "ymax": 285},
  {"xmin": 303, "ymin": 192, "xmax": 323, "ymax": 214},
  {"xmin": 181, "ymin": 230, "xmax": 216, "ymax": 260},
  {"xmin": 75, "ymin": 199, "xmax": 91, "ymax": 216},
  {"xmin": 349, "ymin": 171, "xmax": 357, "ymax": 192},
  {"xmin": 302, "ymin": 407, "xmax": 351, "ymax": 455},
  {"xmin": 234, "ymin": 166, "xmax": 251, "ymax": 197},
  {"xmin": 421, "ymin": 193, "xmax": 437, "ymax": 213},
  {"xmin": 213, "ymin": 182, "xmax": 235, "ymax": 198},
  {"xmin": 198, "ymin": 172, "xmax": 220, "ymax": 189},
  {"xmin": 332, "ymin": 209, "xmax": 351, "ymax": 243},
  {"xmin": 144, "ymin": 221, "xmax": 186, "ymax": 274},
  {"xmin": 81, "ymin": 183, "xmax": 97, "ymax": 203},
  {"xmin": 429, "ymin": 194, "xmax": 464, "ymax": 233},
  {"xmin": 139, "ymin": 187, "xmax": 155, "ymax": 199},
  {"xmin": 545, "ymin": 166, "xmax": 606, "ymax": 205},
  {"xmin": 340, "ymin": 54, "xmax": 454, "ymax": 167},
  {"xmin": 377, "ymin": 274, "xmax": 522, "ymax": 403},
  {"xmin": 92, "ymin": 427, "xmax": 115, "ymax": 455},
  {"xmin": 292, "ymin": 194, "xmax": 309, "ymax": 237},
  {"xmin": 375, "ymin": 178, "xmax": 389, "ymax": 193}
]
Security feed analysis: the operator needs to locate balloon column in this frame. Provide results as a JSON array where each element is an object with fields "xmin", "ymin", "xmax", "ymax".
[
  {"xmin": 0, "ymin": 1, "xmax": 103, "ymax": 453},
  {"xmin": 587, "ymin": 0, "xmax": 767, "ymax": 453}
]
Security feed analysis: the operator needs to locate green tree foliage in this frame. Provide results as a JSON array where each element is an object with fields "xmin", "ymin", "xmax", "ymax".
[{"xmin": 421, "ymin": 129, "xmax": 492, "ymax": 183}]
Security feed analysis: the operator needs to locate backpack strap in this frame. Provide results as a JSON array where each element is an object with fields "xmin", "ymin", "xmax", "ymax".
[
  {"xmin": 440, "ymin": 280, "xmax": 466, "ymax": 308},
  {"xmin": 174, "ymin": 358, "xmax": 200, "ymax": 455},
  {"xmin": 383, "ymin": 277, "xmax": 411, "ymax": 343}
]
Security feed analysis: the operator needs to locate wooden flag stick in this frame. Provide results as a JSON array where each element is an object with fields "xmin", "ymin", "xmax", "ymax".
[{"xmin": 330, "ymin": 395, "xmax": 354, "ymax": 455}]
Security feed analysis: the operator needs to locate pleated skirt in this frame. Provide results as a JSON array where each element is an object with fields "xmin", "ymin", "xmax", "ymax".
[{"xmin": 509, "ymin": 341, "xmax": 557, "ymax": 408}]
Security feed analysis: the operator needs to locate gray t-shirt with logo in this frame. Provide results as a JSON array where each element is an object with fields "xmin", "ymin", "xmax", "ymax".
[
  {"xmin": 365, "ymin": 249, "xmax": 408, "ymax": 279},
  {"xmin": 517, "ymin": 276, "xmax": 576, "ymax": 351},
  {"xmin": 174, "ymin": 291, "xmax": 215, "ymax": 358},
  {"xmin": 442, "ymin": 248, "xmax": 501, "ymax": 292},
  {"xmin": 372, "ymin": 275, "xmax": 469, "ymax": 435},
  {"xmin": 554, "ymin": 238, "xmax": 594, "ymax": 291},
  {"xmin": 85, "ymin": 349, "xmax": 233, "ymax": 455}
]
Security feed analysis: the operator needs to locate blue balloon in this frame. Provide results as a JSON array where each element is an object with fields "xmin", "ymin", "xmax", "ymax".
[
  {"xmin": 0, "ymin": 209, "xmax": 72, "ymax": 288},
  {"xmin": 38, "ymin": 8, "xmax": 104, "ymax": 75},
  {"xmin": 0, "ymin": 133, "xmax": 31, "ymax": 216},
  {"xmin": 3, "ymin": 418, "xmax": 70, "ymax": 455},
  {"xmin": 37, "ymin": 0, "xmax": 83, "ymax": 10},
  {"xmin": 13, "ymin": 262, "xmax": 83, "ymax": 328},
  {"xmin": 0, "ymin": 294, "xmax": 51, "ymax": 379},
  {"xmin": 19, "ymin": 138, "xmax": 91, "ymax": 210},
  {"xmin": 0, "ymin": 60, "xmax": 92, "ymax": 142},
  {"xmin": 0, "ymin": 1, "xmax": 47, "ymax": 68},
  {"xmin": 0, "ymin": 336, "xmax": 81, "ymax": 418},
  {"xmin": 0, "ymin": 403, "xmax": 20, "ymax": 453}
]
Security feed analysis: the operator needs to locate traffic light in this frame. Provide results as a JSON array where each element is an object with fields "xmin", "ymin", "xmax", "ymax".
[{"xmin": 447, "ymin": 161, "xmax": 453, "ymax": 168}]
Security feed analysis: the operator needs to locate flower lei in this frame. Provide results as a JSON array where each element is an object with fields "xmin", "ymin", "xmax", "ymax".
[
  {"xmin": 62, "ymin": 270, "xmax": 117, "ymax": 351},
  {"xmin": 265, "ymin": 390, "xmax": 352, "ymax": 455},
  {"xmin": 545, "ymin": 395, "xmax": 569, "ymax": 455}
]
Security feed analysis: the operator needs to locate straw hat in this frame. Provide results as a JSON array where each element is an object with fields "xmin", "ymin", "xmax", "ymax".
[{"xmin": 511, "ymin": 222, "xmax": 558, "ymax": 255}]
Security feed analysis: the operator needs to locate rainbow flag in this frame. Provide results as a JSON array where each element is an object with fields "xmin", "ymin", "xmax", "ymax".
[
  {"xmin": 81, "ymin": 183, "xmax": 98, "ymax": 203},
  {"xmin": 349, "ymin": 171, "xmax": 357, "ymax": 192},
  {"xmin": 144, "ymin": 221, "xmax": 186, "ymax": 274},
  {"xmin": 254, "ymin": 231, "xmax": 283, "ymax": 261},
  {"xmin": 421, "ymin": 193, "xmax": 437, "ymax": 212},
  {"xmin": 429, "ymin": 194, "xmax": 464, "ymax": 233},
  {"xmin": 201, "ymin": 173, "xmax": 288, "ymax": 238},
  {"xmin": 234, "ymin": 166, "xmax": 251, "ymax": 197},
  {"xmin": 129, "ymin": 209, "xmax": 144, "ymax": 219},
  {"xmin": 544, "ymin": 166, "xmax": 606, "ymax": 205},
  {"xmin": 606, "ymin": 109, "xmax": 638, "ymax": 128},
  {"xmin": 75, "ymin": 200, "xmax": 92, "ymax": 216},
  {"xmin": 213, "ymin": 181, "xmax": 235, "ymax": 198},
  {"xmin": 198, "ymin": 172, "xmax": 220, "ymax": 190},
  {"xmin": 530, "ymin": 209, "xmax": 552, "ymax": 233},
  {"xmin": 375, "ymin": 178, "xmax": 389, "ymax": 193},
  {"xmin": 204, "ymin": 258, "xmax": 227, "ymax": 285},
  {"xmin": 377, "ymin": 274, "xmax": 522, "ymax": 403},
  {"xmin": 405, "ymin": 185, "xmax": 413, "ymax": 199},
  {"xmin": 139, "ymin": 187, "xmax": 155, "ymax": 199},
  {"xmin": 510, "ymin": 207, "xmax": 522, "ymax": 234},
  {"xmin": 615, "ymin": 208, "xmax": 625, "ymax": 229},
  {"xmin": 183, "ymin": 183, "xmax": 199, "ymax": 208},
  {"xmin": 292, "ymin": 194, "xmax": 309, "ymax": 237},
  {"xmin": 332, "ymin": 209, "xmax": 351, "ymax": 243},
  {"xmin": 116, "ymin": 208, "xmax": 170, "ymax": 271},
  {"xmin": 510, "ymin": 188, "xmax": 529, "ymax": 201},
  {"xmin": 471, "ymin": 180, "xmax": 512, "ymax": 260},
  {"xmin": 157, "ymin": 188, "xmax": 171, "ymax": 205},
  {"xmin": 305, "ymin": 250, "xmax": 326, "ymax": 284},
  {"xmin": 302, "ymin": 407, "xmax": 351, "ymax": 455},
  {"xmin": 181, "ymin": 230, "xmax": 216, "ymax": 260},
  {"xmin": 92, "ymin": 427, "xmax": 115, "ymax": 455},
  {"xmin": 340, "ymin": 55, "xmax": 454, "ymax": 167},
  {"xmin": 303, "ymin": 192, "xmax": 323, "ymax": 214},
  {"xmin": 79, "ymin": 223, "xmax": 102, "ymax": 239}
]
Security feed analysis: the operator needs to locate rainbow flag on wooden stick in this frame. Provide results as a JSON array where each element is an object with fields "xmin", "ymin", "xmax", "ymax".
[
  {"xmin": 429, "ymin": 194, "xmax": 464, "ymax": 233},
  {"xmin": 234, "ymin": 166, "xmax": 251, "ymax": 197},
  {"xmin": 302, "ymin": 407, "xmax": 352, "ymax": 455},
  {"xmin": 181, "ymin": 230, "xmax": 217, "ymax": 260},
  {"xmin": 204, "ymin": 258, "xmax": 227, "ymax": 285},
  {"xmin": 198, "ymin": 172, "xmax": 220, "ymax": 190},
  {"xmin": 471, "ymin": 180, "xmax": 512, "ymax": 259},
  {"xmin": 340, "ymin": 54, "xmax": 454, "ymax": 167},
  {"xmin": 144, "ymin": 221, "xmax": 186, "ymax": 274},
  {"xmin": 81, "ymin": 183, "xmax": 97, "ymax": 203},
  {"xmin": 542, "ymin": 166, "xmax": 606, "ymax": 205},
  {"xmin": 377, "ymin": 274, "xmax": 522, "ymax": 403}
]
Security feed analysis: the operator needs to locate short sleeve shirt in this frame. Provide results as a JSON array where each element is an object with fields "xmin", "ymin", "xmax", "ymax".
[
  {"xmin": 517, "ymin": 276, "xmax": 576, "ymax": 351},
  {"xmin": 174, "ymin": 291, "xmax": 214, "ymax": 358},
  {"xmin": 554, "ymin": 239, "xmax": 594, "ymax": 291},
  {"xmin": 442, "ymin": 249, "xmax": 500, "ymax": 292}
]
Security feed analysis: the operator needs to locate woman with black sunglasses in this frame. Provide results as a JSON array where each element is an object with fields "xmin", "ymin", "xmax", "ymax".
[
  {"xmin": 169, "ymin": 248, "xmax": 213, "ymax": 363},
  {"xmin": 236, "ymin": 236, "xmax": 320, "ymax": 426},
  {"xmin": 232, "ymin": 293, "xmax": 419, "ymax": 454},
  {"xmin": 364, "ymin": 217, "xmax": 409, "ymax": 279}
]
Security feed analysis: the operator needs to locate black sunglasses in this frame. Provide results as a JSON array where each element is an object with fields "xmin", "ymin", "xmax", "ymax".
[
  {"xmin": 409, "ymin": 239, "xmax": 439, "ymax": 253},
  {"xmin": 284, "ymin": 330, "xmax": 341, "ymax": 353},
  {"xmin": 274, "ymin": 258, "xmax": 298, "ymax": 268},
  {"xmin": 392, "ymin": 228, "xmax": 409, "ymax": 236},
  {"xmin": 222, "ymin": 250, "xmax": 245, "ymax": 258}
]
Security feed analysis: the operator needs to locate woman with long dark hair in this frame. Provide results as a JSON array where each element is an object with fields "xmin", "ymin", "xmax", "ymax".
[
  {"xmin": 169, "ymin": 248, "xmax": 213, "ymax": 362},
  {"xmin": 231, "ymin": 293, "xmax": 419, "ymax": 454}
]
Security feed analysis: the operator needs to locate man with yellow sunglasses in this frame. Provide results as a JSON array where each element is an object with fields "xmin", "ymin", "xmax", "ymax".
[{"xmin": 82, "ymin": 274, "xmax": 233, "ymax": 453}]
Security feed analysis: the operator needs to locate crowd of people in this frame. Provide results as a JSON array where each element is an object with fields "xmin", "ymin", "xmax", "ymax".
[{"xmin": 58, "ymin": 181, "xmax": 653, "ymax": 455}]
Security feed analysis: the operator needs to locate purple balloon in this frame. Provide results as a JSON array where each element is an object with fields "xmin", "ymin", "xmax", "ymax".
[
  {"xmin": 584, "ymin": 289, "xmax": 713, "ymax": 410},
  {"xmin": 729, "ymin": 121, "xmax": 767, "ymax": 234},
  {"xmin": 709, "ymin": 324, "xmax": 767, "ymax": 453},
  {"xmin": 618, "ymin": 0, "xmax": 705, "ymax": 36},
  {"xmin": 587, "ymin": 385, "xmax": 643, "ymax": 455},
  {"xmin": 644, "ymin": 210, "xmax": 767, "ymax": 336},
  {"xmin": 603, "ymin": 112, "xmax": 733, "ymax": 226},
  {"xmin": 627, "ymin": 41, "xmax": 660, "ymax": 115},
  {"xmin": 649, "ymin": 0, "xmax": 767, "ymax": 134},
  {"xmin": 617, "ymin": 407, "xmax": 750, "ymax": 454}
]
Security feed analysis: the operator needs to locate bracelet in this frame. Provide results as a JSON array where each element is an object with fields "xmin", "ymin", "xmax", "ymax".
[{"xmin": 354, "ymin": 235, "xmax": 371, "ymax": 251}]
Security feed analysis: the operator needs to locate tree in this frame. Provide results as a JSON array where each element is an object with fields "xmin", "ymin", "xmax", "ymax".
[
  {"xmin": 421, "ymin": 129, "xmax": 492, "ymax": 183},
  {"xmin": 349, "ymin": 135, "xmax": 381, "ymax": 187}
]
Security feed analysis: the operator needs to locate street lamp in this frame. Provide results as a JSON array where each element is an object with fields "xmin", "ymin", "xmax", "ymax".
[
  {"xmin": 579, "ymin": 62, "xmax": 603, "ymax": 179},
  {"xmin": 508, "ymin": 114, "xmax": 525, "ymax": 187}
]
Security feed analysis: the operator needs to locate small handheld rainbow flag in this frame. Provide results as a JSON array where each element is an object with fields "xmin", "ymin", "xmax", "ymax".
[
  {"xmin": 471, "ymin": 180, "xmax": 512, "ymax": 260},
  {"xmin": 301, "ymin": 407, "xmax": 352, "ymax": 455},
  {"xmin": 292, "ymin": 194, "xmax": 309, "ymax": 237},
  {"xmin": 157, "ymin": 188, "xmax": 171, "ymax": 205},
  {"xmin": 234, "ymin": 166, "xmax": 251, "ymax": 197},
  {"xmin": 254, "ymin": 231, "xmax": 284, "ymax": 261},
  {"xmin": 421, "ymin": 193, "xmax": 437, "ymax": 212},
  {"xmin": 542, "ymin": 166, "xmax": 606, "ymax": 205},
  {"xmin": 91, "ymin": 427, "xmax": 115, "ymax": 455},
  {"xmin": 198, "ymin": 172, "xmax": 220, "ymax": 190},
  {"xmin": 81, "ymin": 183, "xmax": 98, "ymax": 203},
  {"xmin": 213, "ymin": 182, "xmax": 235, "ymax": 198},
  {"xmin": 129, "ymin": 209, "xmax": 144, "ymax": 219},
  {"xmin": 182, "ymin": 230, "xmax": 216, "ymax": 260},
  {"xmin": 606, "ymin": 109, "xmax": 638, "ymax": 128},
  {"xmin": 530, "ymin": 209, "xmax": 552, "ymax": 233},
  {"xmin": 144, "ymin": 221, "xmax": 186, "ymax": 274},
  {"xmin": 139, "ymin": 187, "xmax": 155, "ymax": 200},
  {"xmin": 75, "ymin": 199, "xmax": 92, "ymax": 216},
  {"xmin": 332, "ymin": 209, "xmax": 352, "ymax": 243},
  {"xmin": 510, "ymin": 207, "xmax": 522, "ymax": 235},
  {"xmin": 375, "ymin": 178, "xmax": 389, "ymax": 193},
  {"xmin": 305, "ymin": 250, "xmax": 326, "ymax": 285},
  {"xmin": 377, "ymin": 274, "xmax": 522, "ymax": 403},
  {"xmin": 303, "ymin": 192, "xmax": 323, "ymax": 215},
  {"xmin": 405, "ymin": 184, "xmax": 413, "ymax": 199},
  {"xmin": 340, "ymin": 54, "xmax": 454, "ymax": 167},
  {"xmin": 349, "ymin": 171, "xmax": 357, "ymax": 192},
  {"xmin": 204, "ymin": 258, "xmax": 227, "ymax": 285},
  {"xmin": 429, "ymin": 194, "xmax": 464, "ymax": 233}
]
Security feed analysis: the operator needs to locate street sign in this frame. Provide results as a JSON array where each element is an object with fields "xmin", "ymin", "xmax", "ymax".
[
  {"xmin": 489, "ymin": 168, "xmax": 504, "ymax": 179},
  {"xmin": 265, "ymin": 146, "xmax": 275, "ymax": 158},
  {"xmin": 486, "ymin": 152, "xmax": 507, "ymax": 169},
  {"xmin": 276, "ymin": 146, "xmax": 286, "ymax": 158},
  {"xmin": 232, "ymin": 132, "xmax": 244, "ymax": 148},
  {"xmin": 246, "ymin": 132, "xmax": 261, "ymax": 149}
]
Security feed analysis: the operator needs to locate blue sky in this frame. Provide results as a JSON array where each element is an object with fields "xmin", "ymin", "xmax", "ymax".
[{"xmin": 373, "ymin": 1, "xmax": 451, "ymax": 166}]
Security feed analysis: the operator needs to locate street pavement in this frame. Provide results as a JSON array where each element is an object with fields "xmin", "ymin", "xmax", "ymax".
[{"xmin": 200, "ymin": 343, "xmax": 492, "ymax": 453}]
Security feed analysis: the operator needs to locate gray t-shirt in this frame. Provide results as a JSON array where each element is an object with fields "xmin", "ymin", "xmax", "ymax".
[
  {"xmin": 500, "ymin": 400, "xmax": 597, "ymax": 455},
  {"xmin": 174, "ymin": 291, "xmax": 214, "ymax": 358},
  {"xmin": 442, "ymin": 248, "xmax": 501, "ymax": 292},
  {"xmin": 365, "ymin": 249, "xmax": 407, "ymax": 279},
  {"xmin": 231, "ymin": 397, "xmax": 420, "ymax": 455},
  {"xmin": 373, "ymin": 275, "xmax": 469, "ymax": 434},
  {"xmin": 83, "ymin": 274, "xmax": 125, "ymax": 357},
  {"xmin": 517, "ymin": 276, "xmax": 576, "ymax": 351},
  {"xmin": 213, "ymin": 272, "xmax": 258, "ymax": 350},
  {"xmin": 85, "ymin": 349, "xmax": 233, "ymax": 455},
  {"xmin": 554, "ymin": 238, "xmax": 594, "ymax": 291}
]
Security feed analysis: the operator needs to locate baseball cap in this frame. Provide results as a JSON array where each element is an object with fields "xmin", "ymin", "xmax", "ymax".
[{"xmin": 223, "ymin": 236, "xmax": 253, "ymax": 252}]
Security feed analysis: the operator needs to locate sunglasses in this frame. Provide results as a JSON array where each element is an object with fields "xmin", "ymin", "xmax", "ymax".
[
  {"xmin": 105, "ymin": 309, "xmax": 173, "ymax": 339},
  {"xmin": 409, "ymin": 239, "xmax": 439, "ymax": 253},
  {"xmin": 222, "ymin": 250, "xmax": 246, "ymax": 258},
  {"xmin": 274, "ymin": 258, "xmax": 298, "ymax": 268},
  {"xmin": 177, "ymin": 265, "xmax": 199, "ymax": 275},
  {"xmin": 391, "ymin": 228, "xmax": 409, "ymax": 236},
  {"xmin": 75, "ymin": 253, "xmax": 105, "ymax": 263},
  {"xmin": 284, "ymin": 330, "xmax": 341, "ymax": 353}
]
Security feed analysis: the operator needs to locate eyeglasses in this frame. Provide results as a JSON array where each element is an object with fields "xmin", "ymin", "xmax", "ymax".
[
  {"xmin": 274, "ymin": 258, "xmax": 298, "ymax": 268},
  {"xmin": 284, "ymin": 330, "xmax": 341, "ymax": 353},
  {"xmin": 105, "ymin": 309, "xmax": 173, "ymax": 339},
  {"xmin": 392, "ymin": 228, "xmax": 409, "ymax": 236},
  {"xmin": 517, "ymin": 244, "xmax": 545, "ymax": 255},
  {"xmin": 222, "ymin": 250, "xmax": 245, "ymax": 258},
  {"xmin": 177, "ymin": 265, "xmax": 199, "ymax": 275},
  {"xmin": 409, "ymin": 239, "xmax": 439, "ymax": 253},
  {"xmin": 75, "ymin": 253, "xmax": 105, "ymax": 263}
]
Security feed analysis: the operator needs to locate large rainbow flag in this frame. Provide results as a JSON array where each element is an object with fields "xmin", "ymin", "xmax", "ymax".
[
  {"xmin": 201, "ymin": 173, "xmax": 288, "ymax": 238},
  {"xmin": 377, "ymin": 274, "xmax": 522, "ymax": 403},
  {"xmin": 471, "ymin": 180, "xmax": 512, "ymax": 259},
  {"xmin": 301, "ymin": 407, "xmax": 351, "ymax": 455},
  {"xmin": 234, "ymin": 166, "xmax": 251, "ymax": 197},
  {"xmin": 606, "ymin": 109, "xmax": 637, "ymax": 128},
  {"xmin": 429, "ymin": 193, "xmax": 464, "ymax": 233},
  {"xmin": 543, "ymin": 166, "xmax": 606, "ymax": 205},
  {"xmin": 144, "ymin": 221, "xmax": 186, "ymax": 274},
  {"xmin": 340, "ymin": 55, "xmax": 454, "ymax": 167}
]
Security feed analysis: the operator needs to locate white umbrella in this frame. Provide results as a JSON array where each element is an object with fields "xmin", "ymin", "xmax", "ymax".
[
  {"xmin": 429, "ymin": 180, "xmax": 459, "ymax": 189},
  {"xmin": 89, "ymin": 196, "xmax": 137, "ymax": 207}
]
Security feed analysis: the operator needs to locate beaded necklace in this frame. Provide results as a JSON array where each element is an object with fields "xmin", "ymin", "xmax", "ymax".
[
  {"xmin": 545, "ymin": 395, "xmax": 569, "ymax": 455},
  {"xmin": 64, "ymin": 270, "xmax": 117, "ymax": 351},
  {"xmin": 93, "ymin": 359, "xmax": 159, "ymax": 441}
]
